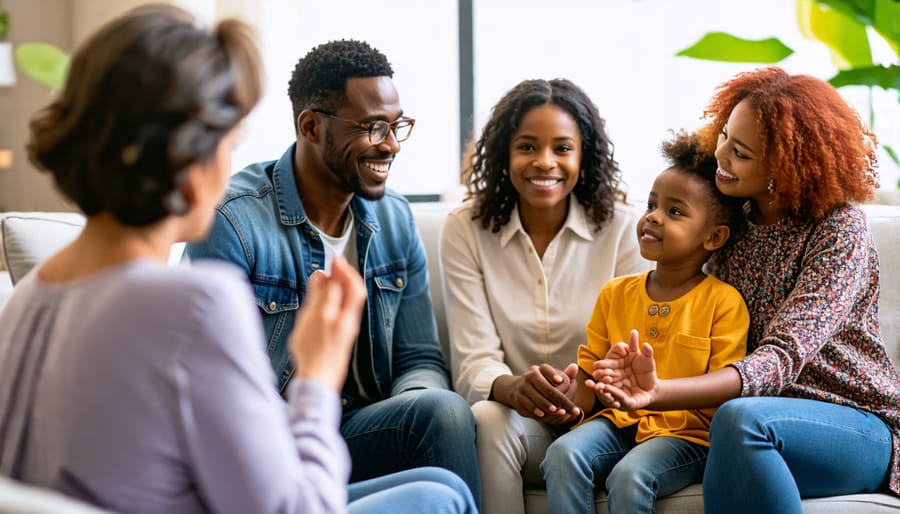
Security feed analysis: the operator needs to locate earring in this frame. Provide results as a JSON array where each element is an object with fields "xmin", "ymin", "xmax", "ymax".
[
  {"xmin": 163, "ymin": 189, "xmax": 189, "ymax": 215},
  {"xmin": 767, "ymin": 179, "xmax": 775, "ymax": 194},
  {"xmin": 580, "ymin": 169, "xmax": 585, "ymax": 182},
  {"xmin": 501, "ymin": 168, "xmax": 508, "ymax": 177}
]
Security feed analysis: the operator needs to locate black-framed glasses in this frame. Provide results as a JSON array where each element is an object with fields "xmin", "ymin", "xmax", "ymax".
[{"xmin": 313, "ymin": 111, "xmax": 415, "ymax": 145}]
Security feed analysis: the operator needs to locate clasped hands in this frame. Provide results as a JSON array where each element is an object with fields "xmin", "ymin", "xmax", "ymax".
[{"xmin": 494, "ymin": 363, "xmax": 582, "ymax": 425}]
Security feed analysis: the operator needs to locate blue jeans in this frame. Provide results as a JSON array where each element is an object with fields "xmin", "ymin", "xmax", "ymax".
[
  {"xmin": 342, "ymin": 389, "xmax": 481, "ymax": 510},
  {"xmin": 348, "ymin": 467, "xmax": 478, "ymax": 514},
  {"xmin": 542, "ymin": 418, "xmax": 708, "ymax": 514},
  {"xmin": 703, "ymin": 397, "xmax": 892, "ymax": 514}
]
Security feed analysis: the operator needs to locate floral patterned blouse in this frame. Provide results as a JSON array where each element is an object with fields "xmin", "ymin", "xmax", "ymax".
[{"xmin": 707, "ymin": 205, "xmax": 900, "ymax": 496}]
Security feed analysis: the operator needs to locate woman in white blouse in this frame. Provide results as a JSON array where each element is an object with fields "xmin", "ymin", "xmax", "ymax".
[{"xmin": 440, "ymin": 78, "xmax": 650, "ymax": 514}]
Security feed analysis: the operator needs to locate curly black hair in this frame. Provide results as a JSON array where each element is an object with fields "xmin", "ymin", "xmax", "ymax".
[
  {"xmin": 287, "ymin": 39, "xmax": 393, "ymax": 130},
  {"xmin": 464, "ymin": 78, "xmax": 625, "ymax": 233},
  {"xmin": 660, "ymin": 130, "xmax": 745, "ymax": 232}
]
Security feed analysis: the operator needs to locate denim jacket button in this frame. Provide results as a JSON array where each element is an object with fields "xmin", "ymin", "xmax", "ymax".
[
  {"xmin": 268, "ymin": 301, "xmax": 277, "ymax": 311},
  {"xmin": 395, "ymin": 277, "xmax": 404, "ymax": 288}
]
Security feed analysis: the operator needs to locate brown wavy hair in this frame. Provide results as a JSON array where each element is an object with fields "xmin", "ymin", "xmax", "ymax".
[
  {"xmin": 464, "ymin": 78, "xmax": 626, "ymax": 232},
  {"xmin": 27, "ymin": 4, "xmax": 262, "ymax": 226},
  {"xmin": 698, "ymin": 66, "xmax": 878, "ymax": 220}
]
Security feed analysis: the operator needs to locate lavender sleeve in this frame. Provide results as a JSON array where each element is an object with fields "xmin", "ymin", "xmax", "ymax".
[{"xmin": 175, "ymin": 268, "xmax": 350, "ymax": 514}]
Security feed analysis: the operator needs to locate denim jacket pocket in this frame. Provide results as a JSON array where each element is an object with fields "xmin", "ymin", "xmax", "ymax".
[
  {"xmin": 253, "ymin": 282, "xmax": 300, "ymax": 314},
  {"xmin": 373, "ymin": 269, "xmax": 408, "ymax": 337},
  {"xmin": 252, "ymin": 282, "xmax": 300, "ymax": 375}
]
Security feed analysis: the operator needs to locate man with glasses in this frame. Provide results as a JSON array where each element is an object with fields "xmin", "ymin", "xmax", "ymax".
[{"xmin": 184, "ymin": 40, "xmax": 480, "ymax": 507}]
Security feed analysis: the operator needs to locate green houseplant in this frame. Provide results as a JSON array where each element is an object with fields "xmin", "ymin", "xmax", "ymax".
[
  {"xmin": 0, "ymin": 6, "xmax": 69, "ymax": 90},
  {"xmin": 676, "ymin": 0, "xmax": 900, "ymax": 188}
]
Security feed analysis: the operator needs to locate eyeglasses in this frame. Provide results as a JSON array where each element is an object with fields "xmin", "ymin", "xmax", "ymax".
[{"xmin": 313, "ymin": 111, "xmax": 415, "ymax": 145}]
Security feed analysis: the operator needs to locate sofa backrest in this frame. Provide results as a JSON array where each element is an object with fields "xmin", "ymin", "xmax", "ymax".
[{"xmin": 2, "ymin": 203, "xmax": 899, "ymax": 370}]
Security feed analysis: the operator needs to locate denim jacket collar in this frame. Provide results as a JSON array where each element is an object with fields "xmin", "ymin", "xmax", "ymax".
[{"xmin": 271, "ymin": 143, "xmax": 380, "ymax": 233}]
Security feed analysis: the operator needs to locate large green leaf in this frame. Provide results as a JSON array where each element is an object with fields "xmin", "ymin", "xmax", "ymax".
[
  {"xmin": 676, "ymin": 32, "xmax": 794, "ymax": 63},
  {"xmin": 815, "ymin": 0, "xmax": 899, "ymax": 55},
  {"xmin": 797, "ymin": 0, "xmax": 873, "ymax": 68},
  {"xmin": 828, "ymin": 63, "xmax": 900, "ymax": 90},
  {"xmin": 14, "ymin": 42, "xmax": 69, "ymax": 90}
]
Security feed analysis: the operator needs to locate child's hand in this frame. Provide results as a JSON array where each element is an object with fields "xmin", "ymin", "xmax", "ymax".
[{"xmin": 589, "ymin": 329, "xmax": 659, "ymax": 410}]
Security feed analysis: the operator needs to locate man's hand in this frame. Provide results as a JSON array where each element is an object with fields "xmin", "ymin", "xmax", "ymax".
[
  {"xmin": 586, "ymin": 329, "xmax": 659, "ymax": 411},
  {"xmin": 492, "ymin": 363, "xmax": 582, "ymax": 423},
  {"xmin": 288, "ymin": 256, "xmax": 367, "ymax": 391}
]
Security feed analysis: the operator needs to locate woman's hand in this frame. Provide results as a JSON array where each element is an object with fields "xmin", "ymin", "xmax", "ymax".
[
  {"xmin": 587, "ymin": 329, "xmax": 659, "ymax": 411},
  {"xmin": 288, "ymin": 256, "xmax": 367, "ymax": 391},
  {"xmin": 492, "ymin": 363, "xmax": 581, "ymax": 424}
]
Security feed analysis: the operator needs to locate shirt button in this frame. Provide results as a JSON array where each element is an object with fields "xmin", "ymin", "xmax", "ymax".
[
  {"xmin": 308, "ymin": 229, "xmax": 319, "ymax": 237},
  {"xmin": 660, "ymin": 305, "xmax": 670, "ymax": 317},
  {"xmin": 537, "ymin": 277, "xmax": 544, "ymax": 285},
  {"xmin": 649, "ymin": 327, "xmax": 659, "ymax": 337},
  {"xmin": 282, "ymin": 369, "xmax": 291, "ymax": 377},
  {"xmin": 341, "ymin": 398, "xmax": 348, "ymax": 406},
  {"xmin": 268, "ymin": 301, "xmax": 277, "ymax": 311},
  {"xmin": 395, "ymin": 277, "xmax": 404, "ymax": 288},
  {"xmin": 310, "ymin": 262, "xmax": 320, "ymax": 270},
  {"xmin": 528, "ymin": 247, "xmax": 533, "ymax": 253},
  {"xmin": 648, "ymin": 305, "xmax": 659, "ymax": 316}
]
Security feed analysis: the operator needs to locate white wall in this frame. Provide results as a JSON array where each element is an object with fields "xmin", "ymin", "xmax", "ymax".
[
  {"xmin": 238, "ymin": 0, "xmax": 898, "ymax": 202},
  {"xmin": 2, "ymin": 0, "xmax": 897, "ymax": 211}
]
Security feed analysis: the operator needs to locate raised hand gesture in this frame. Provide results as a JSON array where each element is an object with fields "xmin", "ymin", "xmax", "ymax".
[
  {"xmin": 588, "ymin": 329, "xmax": 659, "ymax": 411},
  {"xmin": 288, "ymin": 256, "xmax": 367, "ymax": 391}
]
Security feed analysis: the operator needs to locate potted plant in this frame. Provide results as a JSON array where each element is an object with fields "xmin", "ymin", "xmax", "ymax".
[
  {"xmin": 0, "ymin": 7, "xmax": 69, "ymax": 90},
  {"xmin": 0, "ymin": 7, "xmax": 15, "ymax": 86}
]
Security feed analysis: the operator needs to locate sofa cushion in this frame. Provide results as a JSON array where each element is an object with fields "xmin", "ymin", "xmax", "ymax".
[{"xmin": 0, "ymin": 212, "xmax": 85, "ymax": 285}]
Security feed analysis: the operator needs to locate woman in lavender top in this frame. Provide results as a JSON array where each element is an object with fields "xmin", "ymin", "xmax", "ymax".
[
  {"xmin": 590, "ymin": 66, "xmax": 900, "ymax": 513},
  {"xmin": 0, "ymin": 5, "xmax": 475, "ymax": 514}
]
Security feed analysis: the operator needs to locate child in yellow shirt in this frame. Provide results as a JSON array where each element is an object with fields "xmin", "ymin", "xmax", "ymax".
[{"xmin": 540, "ymin": 131, "xmax": 749, "ymax": 514}]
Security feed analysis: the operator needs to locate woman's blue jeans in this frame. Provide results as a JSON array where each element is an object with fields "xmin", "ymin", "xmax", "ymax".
[
  {"xmin": 541, "ymin": 417, "xmax": 708, "ymax": 514},
  {"xmin": 703, "ymin": 397, "xmax": 892, "ymax": 514},
  {"xmin": 348, "ymin": 466, "xmax": 478, "ymax": 514}
]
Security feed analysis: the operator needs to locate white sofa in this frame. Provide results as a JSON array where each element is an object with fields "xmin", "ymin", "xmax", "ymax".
[{"xmin": 2, "ymin": 203, "xmax": 900, "ymax": 513}]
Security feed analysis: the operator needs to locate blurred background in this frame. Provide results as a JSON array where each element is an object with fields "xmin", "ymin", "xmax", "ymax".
[{"xmin": 0, "ymin": 0, "xmax": 897, "ymax": 212}]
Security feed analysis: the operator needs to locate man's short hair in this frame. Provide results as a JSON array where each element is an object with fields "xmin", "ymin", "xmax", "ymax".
[{"xmin": 287, "ymin": 39, "xmax": 393, "ymax": 128}]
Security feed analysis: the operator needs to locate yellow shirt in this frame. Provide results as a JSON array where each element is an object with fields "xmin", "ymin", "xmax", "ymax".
[{"xmin": 578, "ymin": 271, "xmax": 748, "ymax": 446}]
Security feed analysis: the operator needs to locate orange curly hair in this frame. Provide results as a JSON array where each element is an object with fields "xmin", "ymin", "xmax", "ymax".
[{"xmin": 697, "ymin": 67, "xmax": 879, "ymax": 220}]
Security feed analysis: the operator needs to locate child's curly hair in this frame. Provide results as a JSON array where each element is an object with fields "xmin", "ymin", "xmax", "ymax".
[
  {"xmin": 464, "ymin": 78, "xmax": 626, "ymax": 233},
  {"xmin": 698, "ymin": 66, "xmax": 878, "ymax": 220},
  {"xmin": 661, "ymin": 130, "xmax": 746, "ymax": 233}
]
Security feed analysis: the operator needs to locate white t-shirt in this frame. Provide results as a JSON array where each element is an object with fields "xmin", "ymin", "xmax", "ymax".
[{"xmin": 316, "ymin": 209, "xmax": 358, "ymax": 272}]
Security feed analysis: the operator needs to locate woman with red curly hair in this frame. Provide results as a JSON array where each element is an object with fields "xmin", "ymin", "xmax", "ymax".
[{"xmin": 590, "ymin": 67, "xmax": 900, "ymax": 513}]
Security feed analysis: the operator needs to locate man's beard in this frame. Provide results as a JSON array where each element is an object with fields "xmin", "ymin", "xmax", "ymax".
[{"xmin": 324, "ymin": 133, "xmax": 386, "ymax": 201}]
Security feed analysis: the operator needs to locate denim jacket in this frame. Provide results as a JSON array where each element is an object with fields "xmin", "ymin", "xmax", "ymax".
[{"xmin": 185, "ymin": 144, "xmax": 449, "ymax": 404}]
